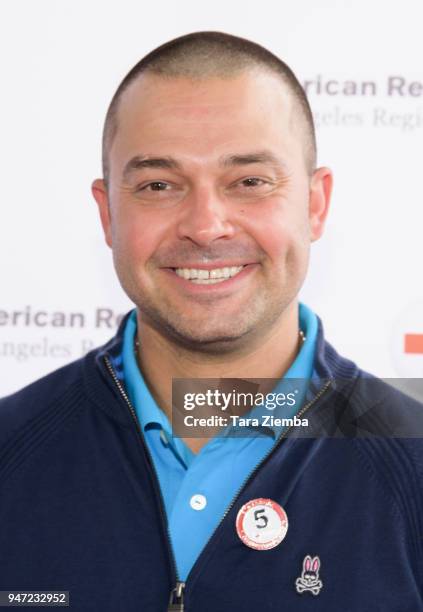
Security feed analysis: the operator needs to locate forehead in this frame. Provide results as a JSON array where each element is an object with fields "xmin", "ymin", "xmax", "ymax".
[{"xmin": 110, "ymin": 71, "xmax": 299, "ymax": 172}]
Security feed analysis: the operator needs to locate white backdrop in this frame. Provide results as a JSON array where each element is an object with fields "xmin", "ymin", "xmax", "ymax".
[{"xmin": 1, "ymin": 0, "xmax": 422, "ymax": 396}]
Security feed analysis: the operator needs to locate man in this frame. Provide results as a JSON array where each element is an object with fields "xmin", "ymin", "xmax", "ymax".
[{"xmin": 1, "ymin": 32, "xmax": 422, "ymax": 611}]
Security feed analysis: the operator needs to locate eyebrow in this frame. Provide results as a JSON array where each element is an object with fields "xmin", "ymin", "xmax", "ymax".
[
  {"xmin": 122, "ymin": 156, "xmax": 181, "ymax": 180},
  {"xmin": 220, "ymin": 151, "xmax": 287, "ymax": 171},
  {"xmin": 122, "ymin": 150, "xmax": 287, "ymax": 180}
]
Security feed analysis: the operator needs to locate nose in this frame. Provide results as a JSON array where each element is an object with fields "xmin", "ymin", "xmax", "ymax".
[{"xmin": 176, "ymin": 186, "xmax": 236, "ymax": 246}]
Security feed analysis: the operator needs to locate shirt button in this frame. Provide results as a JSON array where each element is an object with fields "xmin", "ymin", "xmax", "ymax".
[{"xmin": 190, "ymin": 494, "xmax": 207, "ymax": 511}]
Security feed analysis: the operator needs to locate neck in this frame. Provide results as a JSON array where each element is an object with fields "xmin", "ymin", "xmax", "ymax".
[{"xmin": 134, "ymin": 301, "xmax": 300, "ymax": 422}]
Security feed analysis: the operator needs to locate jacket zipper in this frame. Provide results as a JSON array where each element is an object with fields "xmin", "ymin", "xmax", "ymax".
[
  {"xmin": 104, "ymin": 355, "xmax": 331, "ymax": 610},
  {"xmin": 168, "ymin": 580, "xmax": 185, "ymax": 611},
  {"xmin": 103, "ymin": 356, "xmax": 182, "ymax": 610}
]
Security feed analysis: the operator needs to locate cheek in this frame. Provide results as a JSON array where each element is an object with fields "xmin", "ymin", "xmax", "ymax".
[
  {"xmin": 246, "ymin": 203, "xmax": 310, "ymax": 263},
  {"xmin": 111, "ymin": 207, "xmax": 165, "ymax": 266}
]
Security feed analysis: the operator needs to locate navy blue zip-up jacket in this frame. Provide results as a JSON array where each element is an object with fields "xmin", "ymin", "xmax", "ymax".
[{"xmin": 1, "ymin": 313, "xmax": 423, "ymax": 611}]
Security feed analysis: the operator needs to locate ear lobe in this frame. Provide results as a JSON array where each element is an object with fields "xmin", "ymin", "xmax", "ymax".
[
  {"xmin": 92, "ymin": 178, "xmax": 113, "ymax": 248},
  {"xmin": 308, "ymin": 166, "xmax": 333, "ymax": 242}
]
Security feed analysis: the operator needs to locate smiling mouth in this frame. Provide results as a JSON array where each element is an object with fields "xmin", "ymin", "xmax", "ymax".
[{"xmin": 172, "ymin": 265, "xmax": 246, "ymax": 284}]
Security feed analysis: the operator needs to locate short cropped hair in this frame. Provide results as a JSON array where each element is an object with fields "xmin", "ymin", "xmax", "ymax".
[{"xmin": 102, "ymin": 31, "xmax": 316, "ymax": 183}]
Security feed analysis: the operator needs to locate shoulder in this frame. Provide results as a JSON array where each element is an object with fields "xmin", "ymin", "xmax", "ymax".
[
  {"xmin": 317, "ymin": 335, "xmax": 423, "ymax": 523},
  {"xmin": 317, "ymin": 335, "xmax": 423, "ymax": 437},
  {"xmin": 333, "ymin": 364, "xmax": 423, "ymax": 543},
  {"xmin": 0, "ymin": 357, "xmax": 86, "ymax": 451},
  {"xmin": 328, "ymin": 355, "xmax": 423, "ymax": 472},
  {"xmin": 347, "ymin": 368, "xmax": 423, "ymax": 437}
]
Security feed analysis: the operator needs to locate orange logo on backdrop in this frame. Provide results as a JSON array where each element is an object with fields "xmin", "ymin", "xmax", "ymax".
[{"xmin": 404, "ymin": 334, "xmax": 423, "ymax": 354}]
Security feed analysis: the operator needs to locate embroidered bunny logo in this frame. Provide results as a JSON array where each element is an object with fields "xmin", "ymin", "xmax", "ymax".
[{"xmin": 295, "ymin": 555, "xmax": 323, "ymax": 595}]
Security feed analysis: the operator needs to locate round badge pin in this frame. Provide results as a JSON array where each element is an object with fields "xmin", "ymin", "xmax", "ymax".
[{"xmin": 236, "ymin": 498, "xmax": 288, "ymax": 551}]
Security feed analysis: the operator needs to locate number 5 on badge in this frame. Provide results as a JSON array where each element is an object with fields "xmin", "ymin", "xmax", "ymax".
[{"xmin": 236, "ymin": 498, "xmax": 288, "ymax": 551}]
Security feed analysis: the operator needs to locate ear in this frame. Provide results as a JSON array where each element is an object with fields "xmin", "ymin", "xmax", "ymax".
[
  {"xmin": 308, "ymin": 166, "xmax": 333, "ymax": 242},
  {"xmin": 304, "ymin": 555, "xmax": 312, "ymax": 571},
  {"xmin": 92, "ymin": 178, "xmax": 113, "ymax": 248},
  {"xmin": 312, "ymin": 557, "xmax": 320, "ymax": 572}
]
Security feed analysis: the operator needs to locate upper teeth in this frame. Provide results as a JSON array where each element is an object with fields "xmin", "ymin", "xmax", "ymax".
[{"xmin": 175, "ymin": 266, "xmax": 244, "ymax": 282}]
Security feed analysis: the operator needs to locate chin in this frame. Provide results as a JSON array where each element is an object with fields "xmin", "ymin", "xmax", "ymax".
[
  {"xmin": 134, "ymin": 296, "xmax": 269, "ymax": 351},
  {"xmin": 172, "ymin": 325, "xmax": 250, "ymax": 352},
  {"xmin": 153, "ymin": 315, "xmax": 252, "ymax": 353}
]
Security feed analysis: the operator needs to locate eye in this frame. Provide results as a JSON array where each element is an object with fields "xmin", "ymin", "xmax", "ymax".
[
  {"xmin": 138, "ymin": 181, "xmax": 170, "ymax": 192},
  {"xmin": 132, "ymin": 179, "xmax": 186, "ymax": 207},
  {"xmin": 228, "ymin": 176, "xmax": 274, "ymax": 198},
  {"xmin": 239, "ymin": 177, "xmax": 266, "ymax": 188}
]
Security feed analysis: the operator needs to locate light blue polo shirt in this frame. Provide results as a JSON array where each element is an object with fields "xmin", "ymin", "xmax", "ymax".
[{"xmin": 121, "ymin": 303, "xmax": 318, "ymax": 581}]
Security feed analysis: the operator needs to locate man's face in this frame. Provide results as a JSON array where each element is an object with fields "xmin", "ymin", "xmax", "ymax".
[{"xmin": 93, "ymin": 70, "xmax": 331, "ymax": 351}]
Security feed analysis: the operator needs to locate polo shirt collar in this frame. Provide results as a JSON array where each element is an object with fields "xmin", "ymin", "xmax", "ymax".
[{"xmin": 122, "ymin": 303, "xmax": 318, "ymax": 440}]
